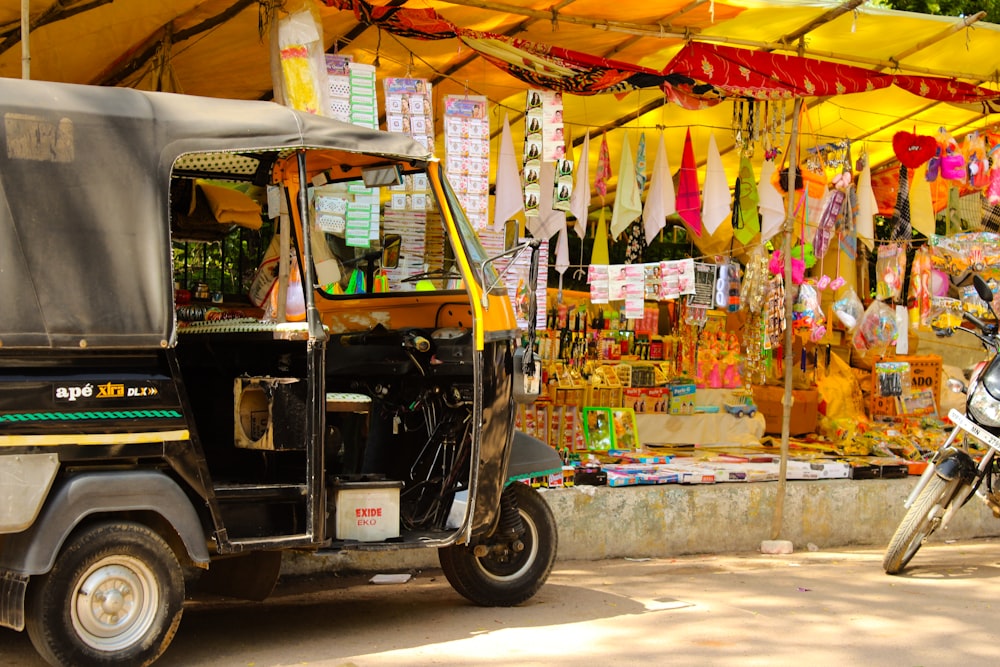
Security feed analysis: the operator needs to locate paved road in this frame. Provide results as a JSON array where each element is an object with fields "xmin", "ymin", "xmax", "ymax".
[{"xmin": 4, "ymin": 538, "xmax": 1000, "ymax": 666}]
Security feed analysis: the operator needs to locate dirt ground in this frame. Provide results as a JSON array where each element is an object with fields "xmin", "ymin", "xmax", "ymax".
[{"xmin": 4, "ymin": 538, "xmax": 1000, "ymax": 666}]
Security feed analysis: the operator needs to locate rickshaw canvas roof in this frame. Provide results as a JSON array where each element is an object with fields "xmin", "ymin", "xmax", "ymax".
[{"xmin": 0, "ymin": 77, "xmax": 430, "ymax": 350}]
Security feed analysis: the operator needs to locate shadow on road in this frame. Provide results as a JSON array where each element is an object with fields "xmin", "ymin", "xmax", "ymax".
[{"xmin": 157, "ymin": 571, "xmax": 647, "ymax": 666}]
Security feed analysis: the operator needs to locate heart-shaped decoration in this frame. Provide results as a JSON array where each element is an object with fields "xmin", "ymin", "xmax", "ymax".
[{"xmin": 892, "ymin": 131, "xmax": 938, "ymax": 169}]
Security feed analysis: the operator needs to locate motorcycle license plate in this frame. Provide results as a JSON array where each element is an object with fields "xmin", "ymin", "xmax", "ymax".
[{"xmin": 949, "ymin": 409, "xmax": 1000, "ymax": 453}]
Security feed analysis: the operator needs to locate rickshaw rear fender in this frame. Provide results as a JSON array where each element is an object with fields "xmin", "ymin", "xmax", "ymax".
[{"xmin": 0, "ymin": 470, "xmax": 210, "ymax": 576}]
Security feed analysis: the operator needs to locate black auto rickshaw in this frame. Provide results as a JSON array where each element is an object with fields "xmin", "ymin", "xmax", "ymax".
[{"xmin": 0, "ymin": 78, "xmax": 560, "ymax": 667}]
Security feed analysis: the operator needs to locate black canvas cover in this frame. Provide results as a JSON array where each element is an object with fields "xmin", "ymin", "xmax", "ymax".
[{"xmin": 0, "ymin": 79, "xmax": 429, "ymax": 350}]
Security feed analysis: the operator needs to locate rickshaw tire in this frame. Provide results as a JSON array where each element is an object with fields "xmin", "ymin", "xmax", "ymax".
[
  {"xmin": 25, "ymin": 520, "xmax": 185, "ymax": 667},
  {"xmin": 438, "ymin": 483, "xmax": 557, "ymax": 607}
]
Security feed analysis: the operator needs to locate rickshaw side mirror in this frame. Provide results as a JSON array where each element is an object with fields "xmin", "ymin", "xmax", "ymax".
[
  {"xmin": 503, "ymin": 219, "xmax": 518, "ymax": 253},
  {"xmin": 361, "ymin": 164, "xmax": 403, "ymax": 187},
  {"xmin": 382, "ymin": 234, "xmax": 402, "ymax": 269}
]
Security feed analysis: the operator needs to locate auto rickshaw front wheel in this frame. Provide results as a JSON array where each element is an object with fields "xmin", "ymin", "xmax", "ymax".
[
  {"xmin": 25, "ymin": 520, "xmax": 185, "ymax": 667},
  {"xmin": 438, "ymin": 483, "xmax": 557, "ymax": 606}
]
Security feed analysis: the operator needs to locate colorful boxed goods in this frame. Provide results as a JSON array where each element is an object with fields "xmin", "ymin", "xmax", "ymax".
[
  {"xmin": 869, "ymin": 354, "xmax": 942, "ymax": 418},
  {"xmin": 622, "ymin": 387, "xmax": 669, "ymax": 413},
  {"xmin": 668, "ymin": 381, "xmax": 697, "ymax": 415}
]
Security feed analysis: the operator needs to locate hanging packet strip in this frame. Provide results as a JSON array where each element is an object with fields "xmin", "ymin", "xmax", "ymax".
[
  {"xmin": 875, "ymin": 242, "xmax": 906, "ymax": 301},
  {"xmin": 443, "ymin": 95, "xmax": 490, "ymax": 230}
]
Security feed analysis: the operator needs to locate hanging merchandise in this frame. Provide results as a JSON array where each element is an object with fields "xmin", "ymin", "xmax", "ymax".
[
  {"xmin": 792, "ymin": 280, "xmax": 827, "ymax": 343},
  {"xmin": 908, "ymin": 244, "xmax": 934, "ymax": 328},
  {"xmin": 928, "ymin": 231, "xmax": 1000, "ymax": 277},
  {"xmin": 623, "ymin": 221, "xmax": 646, "ymax": 265},
  {"xmin": 587, "ymin": 264, "xmax": 610, "ymax": 304},
  {"xmin": 856, "ymin": 151, "xmax": 877, "ymax": 250},
  {"xmin": 524, "ymin": 89, "xmax": 572, "ymax": 216},
  {"xmin": 595, "ymin": 132, "xmax": 611, "ymax": 203},
  {"xmin": 966, "ymin": 132, "xmax": 990, "ymax": 189},
  {"xmin": 701, "ymin": 132, "xmax": 731, "ymax": 237},
  {"xmin": 569, "ymin": 131, "xmax": 591, "ymax": 238},
  {"xmin": 325, "ymin": 54, "xmax": 352, "ymax": 122},
  {"xmin": 740, "ymin": 246, "xmax": 769, "ymax": 314},
  {"xmin": 757, "ymin": 157, "xmax": 784, "ymax": 244},
  {"xmin": 832, "ymin": 286, "xmax": 865, "ymax": 331},
  {"xmin": 322, "ymin": 54, "xmax": 378, "ymax": 129},
  {"xmin": 892, "ymin": 130, "xmax": 937, "ymax": 170},
  {"xmin": 591, "ymin": 207, "xmax": 610, "ymax": 265},
  {"xmin": 813, "ymin": 171, "xmax": 850, "ymax": 260},
  {"xmin": 643, "ymin": 132, "xmax": 676, "ymax": 243},
  {"xmin": 732, "ymin": 155, "xmax": 760, "ymax": 246},
  {"xmin": 939, "ymin": 133, "xmax": 966, "ymax": 182},
  {"xmin": 273, "ymin": 2, "xmax": 330, "ymax": 116},
  {"xmin": 876, "ymin": 242, "xmax": 906, "ymax": 301},
  {"xmin": 851, "ymin": 299, "xmax": 898, "ymax": 357},
  {"xmin": 635, "ymin": 133, "xmax": 647, "ymax": 194},
  {"xmin": 676, "ymin": 129, "xmax": 703, "ymax": 236},
  {"xmin": 444, "ymin": 95, "xmax": 490, "ymax": 230},
  {"xmin": 383, "ymin": 77, "xmax": 434, "ymax": 150},
  {"xmin": 889, "ymin": 165, "xmax": 912, "ymax": 242},
  {"xmin": 525, "ymin": 162, "xmax": 567, "ymax": 241},
  {"xmin": 988, "ymin": 146, "xmax": 1000, "ymax": 205},
  {"xmin": 493, "ymin": 114, "xmax": 524, "ymax": 230},
  {"xmin": 715, "ymin": 260, "xmax": 741, "ymax": 312},
  {"xmin": 765, "ymin": 273, "xmax": 786, "ymax": 350},
  {"xmin": 609, "ymin": 131, "xmax": 642, "ymax": 239},
  {"xmin": 909, "ymin": 163, "xmax": 936, "ymax": 238}
]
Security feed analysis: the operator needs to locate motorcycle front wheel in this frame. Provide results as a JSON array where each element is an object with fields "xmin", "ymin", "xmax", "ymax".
[{"xmin": 883, "ymin": 475, "xmax": 961, "ymax": 575}]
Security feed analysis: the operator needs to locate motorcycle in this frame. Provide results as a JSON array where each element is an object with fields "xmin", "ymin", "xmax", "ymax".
[{"xmin": 883, "ymin": 274, "xmax": 1000, "ymax": 574}]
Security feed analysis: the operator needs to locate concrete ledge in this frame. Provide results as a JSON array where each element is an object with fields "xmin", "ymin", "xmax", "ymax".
[{"xmin": 280, "ymin": 478, "xmax": 1000, "ymax": 575}]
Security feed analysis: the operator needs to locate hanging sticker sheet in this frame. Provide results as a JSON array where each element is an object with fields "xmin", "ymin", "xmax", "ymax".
[{"xmin": 325, "ymin": 54, "xmax": 353, "ymax": 122}]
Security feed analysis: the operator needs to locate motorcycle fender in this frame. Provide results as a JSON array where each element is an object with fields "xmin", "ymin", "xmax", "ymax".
[
  {"xmin": 0, "ymin": 470, "xmax": 210, "ymax": 577},
  {"xmin": 506, "ymin": 431, "xmax": 563, "ymax": 482},
  {"xmin": 934, "ymin": 451, "xmax": 978, "ymax": 483}
]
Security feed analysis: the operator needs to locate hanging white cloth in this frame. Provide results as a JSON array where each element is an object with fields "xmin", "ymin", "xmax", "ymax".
[
  {"xmin": 700, "ymin": 132, "xmax": 731, "ymax": 236},
  {"xmin": 757, "ymin": 159, "xmax": 784, "ymax": 244},
  {"xmin": 643, "ymin": 132, "xmax": 676, "ymax": 243},
  {"xmin": 492, "ymin": 113, "xmax": 523, "ymax": 230},
  {"xmin": 856, "ymin": 156, "xmax": 877, "ymax": 251},
  {"xmin": 609, "ymin": 131, "xmax": 642, "ymax": 239},
  {"xmin": 569, "ymin": 131, "xmax": 591, "ymax": 239}
]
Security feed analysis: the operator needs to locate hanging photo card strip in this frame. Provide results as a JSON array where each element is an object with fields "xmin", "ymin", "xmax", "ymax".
[
  {"xmin": 523, "ymin": 89, "xmax": 545, "ymax": 217},
  {"xmin": 643, "ymin": 262, "xmax": 662, "ymax": 300},
  {"xmin": 540, "ymin": 90, "xmax": 565, "ymax": 161},
  {"xmin": 660, "ymin": 258, "xmax": 696, "ymax": 299},
  {"xmin": 553, "ymin": 157, "xmax": 574, "ymax": 212},
  {"xmin": 588, "ymin": 265, "xmax": 610, "ymax": 304},
  {"xmin": 608, "ymin": 264, "xmax": 643, "ymax": 301},
  {"xmin": 443, "ymin": 95, "xmax": 490, "ymax": 229},
  {"xmin": 624, "ymin": 282, "xmax": 645, "ymax": 319},
  {"xmin": 383, "ymin": 77, "xmax": 434, "ymax": 150}
]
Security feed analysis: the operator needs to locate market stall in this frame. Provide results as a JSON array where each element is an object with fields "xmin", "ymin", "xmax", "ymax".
[{"xmin": 8, "ymin": 1, "xmax": 1000, "ymax": 488}]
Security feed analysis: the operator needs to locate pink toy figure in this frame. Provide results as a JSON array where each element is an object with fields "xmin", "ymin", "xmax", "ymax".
[{"xmin": 722, "ymin": 333, "xmax": 743, "ymax": 388}]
